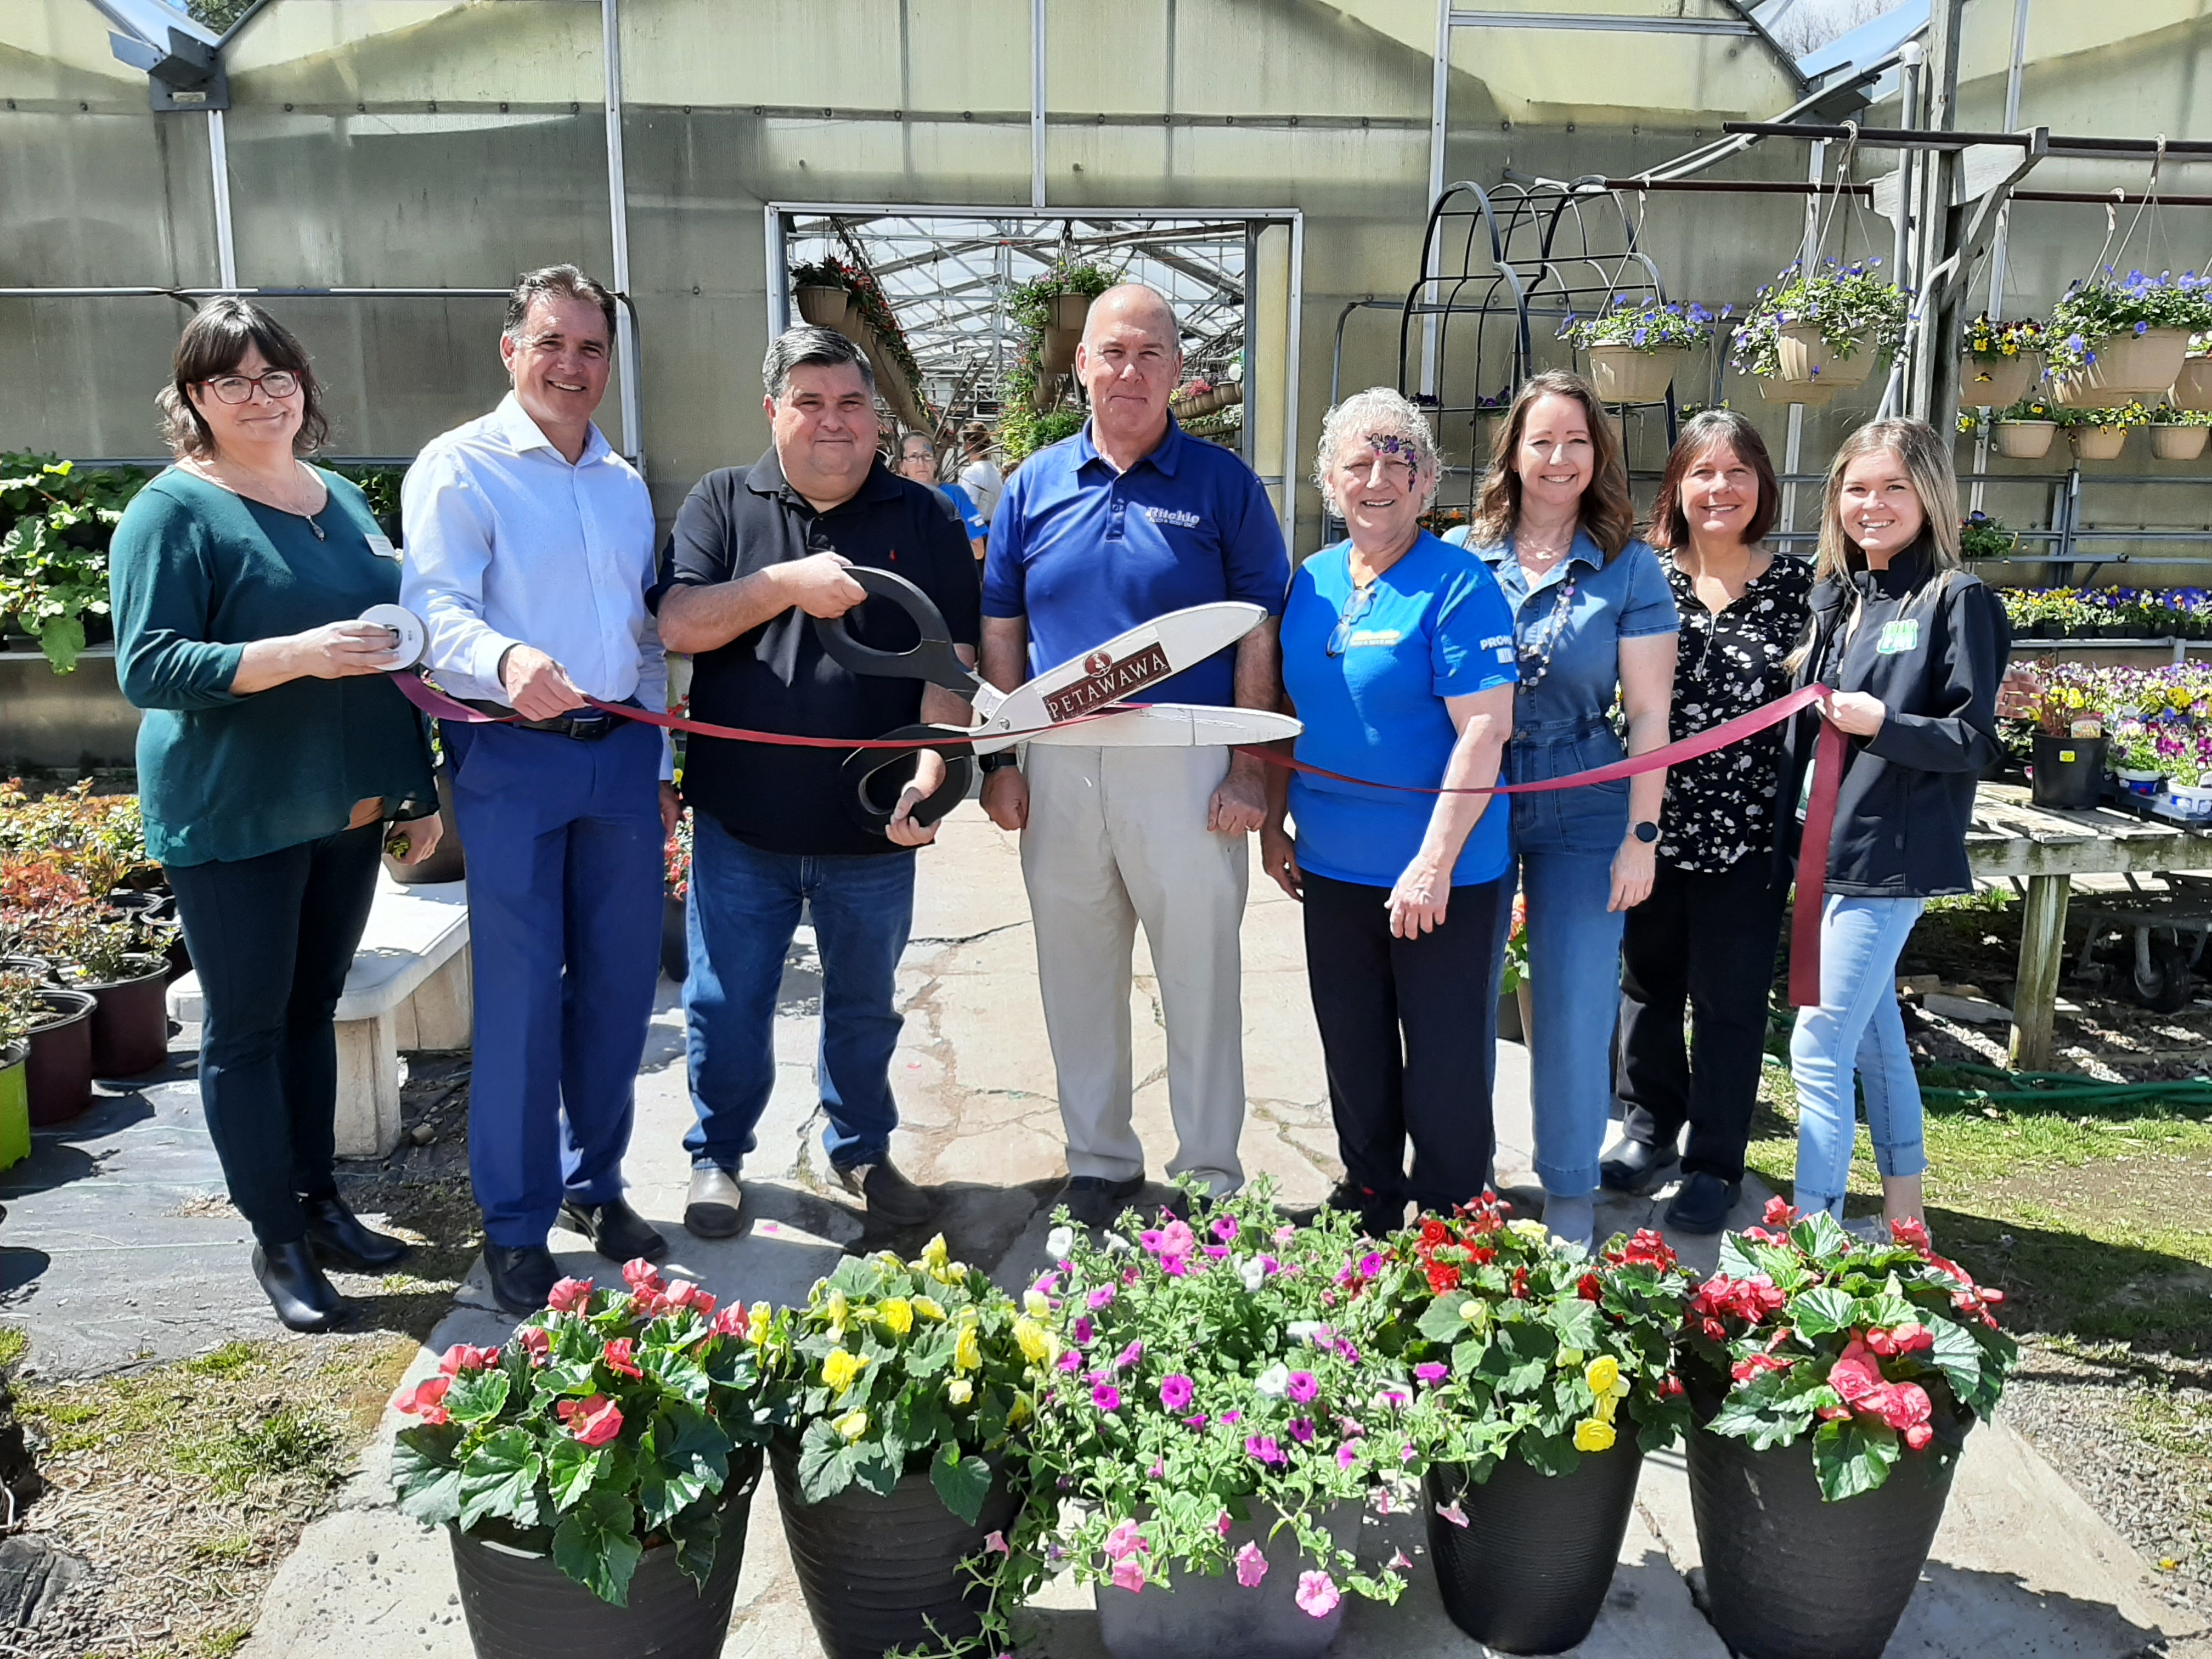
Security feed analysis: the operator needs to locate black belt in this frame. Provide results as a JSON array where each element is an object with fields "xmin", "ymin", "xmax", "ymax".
[{"xmin": 459, "ymin": 698, "xmax": 632, "ymax": 741}]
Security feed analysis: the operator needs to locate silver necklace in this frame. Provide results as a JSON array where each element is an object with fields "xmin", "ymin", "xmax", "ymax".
[{"xmin": 193, "ymin": 458, "xmax": 326, "ymax": 538}]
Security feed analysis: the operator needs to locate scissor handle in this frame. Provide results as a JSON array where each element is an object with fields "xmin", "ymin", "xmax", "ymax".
[
  {"xmin": 813, "ymin": 567, "xmax": 977, "ymax": 694},
  {"xmin": 841, "ymin": 725, "xmax": 977, "ymax": 837}
]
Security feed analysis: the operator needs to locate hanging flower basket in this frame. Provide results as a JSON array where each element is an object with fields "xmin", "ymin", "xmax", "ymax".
[
  {"xmin": 795, "ymin": 285, "xmax": 853, "ymax": 330},
  {"xmin": 1758, "ymin": 376, "xmax": 1836, "ymax": 408},
  {"xmin": 1040, "ymin": 325, "xmax": 1081, "ymax": 374},
  {"xmin": 1991, "ymin": 419, "xmax": 2057, "ymax": 460},
  {"xmin": 1775, "ymin": 324, "xmax": 1878, "ymax": 390},
  {"xmin": 1585, "ymin": 345, "xmax": 1686, "ymax": 406},
  {"xmin": 2069, "ymin": 423, "xmax": 2130, "ymax": 461},
  {"xmin": 2152, "ymin": 422, "xmax": 2211, "ymax": 461},
  {"xmin": 2052, "ymin": 328, "xmax": 2193, "ymax": 407},
  {"xmin": 1050, "ymin": 291, "xmax": 1094, "ymax": 332},
  {"xmin": 2172, "ymin": 356, "xmax": 2212, "ymax": 412},
  {"xmin": 1957, "ymin": 351, "xmax": 2041, "ymax": 410}
]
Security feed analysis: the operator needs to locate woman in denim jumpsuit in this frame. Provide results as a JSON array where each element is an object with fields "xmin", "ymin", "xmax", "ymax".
[{"xmin": 1447, "ymin": 371, "xmax": 1678, "ymax": 1246}]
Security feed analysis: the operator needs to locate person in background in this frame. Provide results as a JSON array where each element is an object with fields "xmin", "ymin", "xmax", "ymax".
[
  {"xmin": 957, "ymin": 420, "xmax": 1003, "ymax": 536},
  {"xmin": 1260, "ymin": 388, "xmax": 1517, "ymax": 1235},
  {"xmin": 1601, "ymin": 411, "xmax": 1810, "ymax": 1233},
  {"xmin": 402, "ymin": 264, "xmax": 677, "ymax": 1314},
  {"xmin": 111, "ymin": 298, "xmax": 441, "ymax": 1333},
  {"xmin": 1444, "ymin": 370, "xmax": 1677, "ymax": 1250},
  {"xmin": 653, "ymin": 328, "xmax": 977, "ymax": 1237},
  {"xmin": 1778, "ymin": 417, "xmax": 2009, "ymax": 1234},
  {"xmin": 897, "ymin": 431, "xmax": 988, "ymax": 561},
  {"xmin": 981, "ymin": 284, "xmax": 1289, "ymax": 1227}
]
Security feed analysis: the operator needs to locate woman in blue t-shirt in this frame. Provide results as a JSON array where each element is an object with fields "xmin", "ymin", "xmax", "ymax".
[{"xmin": 1260, "ymin": 388, "xmax": 1519, "ymax": 1234}]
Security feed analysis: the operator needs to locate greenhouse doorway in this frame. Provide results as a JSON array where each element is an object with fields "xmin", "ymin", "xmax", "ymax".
[{"xmin": 765, "ymin": 205, "xmax": 1304, "ymax": 545}]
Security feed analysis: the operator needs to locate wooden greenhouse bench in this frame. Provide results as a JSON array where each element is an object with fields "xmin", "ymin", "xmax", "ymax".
[{"xmin": 167, "ymin": 870, "xmax": 472, "ymax": 1158}]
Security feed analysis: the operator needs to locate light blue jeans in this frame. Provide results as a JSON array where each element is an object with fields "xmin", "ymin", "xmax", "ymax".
[{"xmin": 1790, "ymin": 894, "xmax": 1928, "ymax": 1218}]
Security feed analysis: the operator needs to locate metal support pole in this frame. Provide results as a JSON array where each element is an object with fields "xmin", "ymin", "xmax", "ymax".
[
  {"xmin": 601, "ymin": 0, "xmax": 643, "ymax": 467},
  {"xmin": 1971, "ymin": 0, "xmax": 2031, "ymax": 512},
  {"xmin": 1423, "ymin": 0, "xmax": 1450, "ymax": 398},
  {"xmin": 206, "ymin": 109, "xmax": 237, "ymax": 290},
  {"xmin": 1781, "ymin": 140, "xmax": 1825, "ymax": 538},
  {"xmin": 1909, "ymin": 0, "xmax": 1967, "ymax": 422},
  {"xmin": 1030, "ymin": 0, "xmax": 1048, "ymax": 210},
  {"xmin": 1285, "ymin": 212, "xmax": 1306, "ymax": 555},
  {"xmin": 1877, "ymin": 45, "xmax": 1921, "ymax": 421}
]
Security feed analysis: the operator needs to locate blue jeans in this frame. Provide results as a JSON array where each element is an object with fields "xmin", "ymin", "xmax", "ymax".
[
  {"xmin": 684, "ymin": 812, "xmax": 915, "ymax": 1172},
  {"xmin": 1790, "ymin": 894, "xmax": 1928, "ymax": 1218},
  {"xmin": 1506, "ymin": 718, "xmax": 1631, "ymax": 1198}
]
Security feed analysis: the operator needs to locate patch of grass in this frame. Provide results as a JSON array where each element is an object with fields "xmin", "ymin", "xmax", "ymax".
[
  {"xmin": 182, "ymin": 1341, "xmax": 261, "ymax": 1379},
  {"xmin": 189, "ymin": 1530, "xmax": 259, "ymax": 1563},
  {"xmin": 176, "ymin": 1406, "xmax": 346, "ymax": 1497},
  {"xmin": 0, "ymin": 1325, "xmax": 29, "ymax": 1373},
  {"xmin": 195, "ymin": 1627, "xmax": 253, "ymax": 1658},
  {"xmin": 2125, "ymin": 1389, "xmax": 2212, "ymax": 1460}
]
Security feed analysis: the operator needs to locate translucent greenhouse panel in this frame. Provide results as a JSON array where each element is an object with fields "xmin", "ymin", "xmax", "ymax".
[
  {"xmin": 1444, "ymin": 10, "xmax": 1799, "ymax": 127},
  {"xmin": 1248, "ymin": 221, "xmax": 1293, "ymax": 537},
  {"xmin": 224, "ymin": 2, "xmax": 601, "ymax": 106},
  {"xmin": 2, "ymin": 0, "xmax": 155, "ymax": 104}
]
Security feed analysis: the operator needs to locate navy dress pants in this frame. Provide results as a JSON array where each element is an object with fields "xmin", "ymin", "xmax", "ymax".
[{"xmin": 443, "ymin": 718, "xmax": 663, "ymax": 1248}]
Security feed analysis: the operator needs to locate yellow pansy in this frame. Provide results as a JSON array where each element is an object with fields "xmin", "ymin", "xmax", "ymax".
[
  {"xmin": 912, "ymin": 1296, "xmax": 946, "ymax": 1322},
  {"xmin": 833, "ymin": 1409, "xmax": 870, "ymax": 1442},
  {"xmin": 822, "ymin": 1348, "xmax": 869, "ymax": 1397},
  {"xmin": 1023, "ymin": 1289, "xmax": 1052, "ymax": 1318},
  {"xmin": 953, "ymin": 1322, "xmax": 983, "ymax": 1373},
  {"xmin": 1013, "ymin": 1317, "xmax": 1057, "ymax": 1365},
  {"xmin": 947, "ymin": 1378, "xmax": 973, "ymax": 1406},
  {"xmin": 1584, "ymin": 1356, "xmax": 1622, "ymax": 1397},
  {"xmin": 877, "ymin": 1297, "xmax": 914, "ymax": 1338},
  {"xmin": 1573, "ymin": 1419, "xmax": 1616, "ymax": 1453},
  {"xmin": 1506, "ymin": 1219, "xmax": 1550, "ymax": 1244}
]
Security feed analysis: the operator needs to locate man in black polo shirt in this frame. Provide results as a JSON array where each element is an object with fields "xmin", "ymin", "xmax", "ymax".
[{"xmin": 653, "ymin": 326, "xmax": 979, "ymax": 1237}]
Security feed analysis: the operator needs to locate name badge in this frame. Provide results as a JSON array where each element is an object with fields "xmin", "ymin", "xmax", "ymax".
[
  {"xmin": 1875, "ymin": 618, "xmax": 1918, "ymax": 655},
  {"xmin": 365, "ymin": 532, "xmax": 400, "ymax": 561}
]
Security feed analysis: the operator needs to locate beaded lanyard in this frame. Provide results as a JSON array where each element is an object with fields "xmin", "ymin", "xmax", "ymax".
[{"xmin": 1514, "ymin": 570, "xmax": 1580, "ymax": 695}]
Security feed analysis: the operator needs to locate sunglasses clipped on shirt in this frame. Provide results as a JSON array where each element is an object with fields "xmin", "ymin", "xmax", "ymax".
[{"xmin": 1326, "ymin": 583, "xmax": 1380, "ymax": 658}]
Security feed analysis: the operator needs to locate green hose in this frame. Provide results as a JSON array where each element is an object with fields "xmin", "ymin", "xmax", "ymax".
[{"xmin": 1920, "ymin": 1060, "xmax": 2212, "ymax": 1110}]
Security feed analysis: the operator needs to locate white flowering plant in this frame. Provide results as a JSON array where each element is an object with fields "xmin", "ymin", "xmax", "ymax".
[
  {"xmin": 1559, "ymin": 298, "xmax": 1726, "ymax": 353},
  {"xmin": 1728, "ymin": 258, "xmax": 1909, "ymax": 379},
  {"xmin": 1368, "ymin": 1197, "xmax": 1697, "ymax": 1483},
  {"xmin": 964, "ymin": 1184, "xmax": 1419, "ymax": 1644},
  {"xmin": 765, "ymin": 1235, "xmax": 1036, "ymax": 1526}
]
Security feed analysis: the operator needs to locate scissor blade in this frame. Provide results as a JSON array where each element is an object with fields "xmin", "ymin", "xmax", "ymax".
[
  {"xmin": 1022, "ymin": 704, "xmax": 1303, "ymax": 749},
  {"xmin": 969, "ymin": 601, "xmax": 1266, "ymax": 739}
]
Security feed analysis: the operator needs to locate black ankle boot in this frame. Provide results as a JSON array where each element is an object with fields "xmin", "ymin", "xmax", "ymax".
[
  {"xmin": 302, "ymin": 1195, "xmax": 411, "ymax": 1272},
  {"xmin": 253, "ymin": 1240, "xmax": 352, "ymax": 1334}
]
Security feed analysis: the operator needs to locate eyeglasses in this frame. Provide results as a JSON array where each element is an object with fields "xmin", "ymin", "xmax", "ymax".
[
  {"xmin": 200, "ymin": 370, "xmax": 300, "ymax": 404},
  {"xmin": 1325, "ymin": 583, "xmax": 1379, "ymax": 657}
]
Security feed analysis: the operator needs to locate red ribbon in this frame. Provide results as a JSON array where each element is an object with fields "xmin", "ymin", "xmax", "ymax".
[{"xmin": 1788, "ymin": 719, "xmax": 1850, "ymax": 1009}]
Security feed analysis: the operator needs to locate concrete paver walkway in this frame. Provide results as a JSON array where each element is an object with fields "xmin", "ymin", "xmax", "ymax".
[{"xmin": 227, "ymin": 805, "xmax": 2200, "ymax": 1656}]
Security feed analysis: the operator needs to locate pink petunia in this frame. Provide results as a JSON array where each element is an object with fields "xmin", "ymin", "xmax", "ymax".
[
  {"xmin": 1336, "ymin": 1444, "xmax": 1358, "ymax": 1469},
  {"xmin": 984, "ymin": 1531, "xmax": 1009, "ymax": 1555},
  {"xmin": 1087, "ymin": 1284, "xmax": 1117, "ymax": 1310},
  {"xmin": 1103, "ymin": 1520, "xmax": 1147, "ymax": 1560},
  {"xmin": 1093, "ymin": 1383, "xmax": 1122, "ymax": 1412},
  {"xmin": 1435, "ymin": 1498, "xmax": 1469, "ymax": 1528},
  {"xmin": 1071, "ymin": 1316, "xmax": 1095, "ymax": 1346},
  {"xmin": 1058, "ymin": 1351, "xmax": 1084, "ymax": 1373},
  {"xmin": 1115, "ymin": 1340, "xmax": 1143, "ymax": 1371},
  {"xmin": 1234, "ymin": 1541, "xmax": 1268, "ymax": 1587},
  {"xmin": 1244, "ymin": 1435, "xmax": 1285, "ymax": 1467},
  {"xmin": 1212, "ymin": 1216, "xmax": 1241, "ymax": 1243},
  {"xmin": 1159, "ymin": 1374, "xmax": 1194, "ymax": 1412},
  {"xmin": 1414, "ymin": 1362, "xmax": 1448, "ymax": 1386},
  {"xmin": 1110, "ymin": 1557, "xmax": 1146, "ymax": 1593},
  {"xmin": 1295, "ymin": 1571, "xmax": 1341, "ymax": 1619},
  {"xmin": 1286, "ymin": 1372, "xmax": 1318, "ymax": 1404},
  {"xmin": 1289, "ymin": 1417, "xmax": 1315, "ymax": 1443},
  {"xmin": 1215, "ymin": 1511, "xmax": 1234, "ymax": 1538}
]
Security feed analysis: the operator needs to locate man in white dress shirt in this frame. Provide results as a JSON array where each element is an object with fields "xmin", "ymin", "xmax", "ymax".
[{"xmin": 401, "ymin": 264, "xmax": 679, "ymax": 1314}]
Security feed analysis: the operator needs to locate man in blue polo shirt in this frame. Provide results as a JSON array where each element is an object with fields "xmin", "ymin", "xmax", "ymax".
[{"xmin": 980, "ymin": 284, "xmax": 1289, "ymax": 1227}]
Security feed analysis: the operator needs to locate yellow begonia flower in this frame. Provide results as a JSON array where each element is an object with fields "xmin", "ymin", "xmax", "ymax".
[
  {"xmin": 833, "ymin": 1409, "xmax": 870, "ymax": 1442},
  {"xmin": 1023, "ymin": 1289, "xmax": 1052, "ymax": 1318},
  {"xmin": 1573, "ymin": 1419, "xmax": 1616, "ymax": 1452},
  {"xmin": 922, "ymin": 1233, "xmax": 950, "ymax": 1269},
  {"xmin": 1558, "ymin": 1348, "xmax": 1585, "ymax": 1371},
  {"xmin": 1013, "ymin": 1317, "xmax": 1056, "ymax": 1365},
  {"xmin": 912, "ymin": 1297, "xmax": 946, "ymax": 1322},
  {"xmin": 824, "ymin": 1288, "xmax": 849, "ymax": 1335},
  {"xmin": 953, "ymin": 1323, "xmax": 983, "ymax": 1373},
  {"xmin": 878, "ymin": 1297, "xmax": 914, "ymax": 1338},
  {"xmin": 1506, "ymin": 1219, "xmax": 1550, "ymax": 1244},
  {"xmin": 947, "ymin": 1378, "xmax": 973, "ymax": 1406},
  {"xmin": 1584, "ymin": 1356, "xmax": 1621, "ymax": 1397},
  {"xmin": 822, "ymin": 1348, "xmax": 869, "ymax": 1397},
  {"xmin": 1595, "ymin": 1391, "xmax": 1621, "ymax": 1425},
  {"xmin": 1009, "ymin": 1391, "xmax": 1032, "ymax": 1426},
  {"xmin": 747, "ymin": 1303, "xmax": 772, "ymax": 1344}
]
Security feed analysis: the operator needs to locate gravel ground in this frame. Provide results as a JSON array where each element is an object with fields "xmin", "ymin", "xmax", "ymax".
[{"xmin": 2001, "ymin": 1341, "xmax": 2212, "ymax": 1618}]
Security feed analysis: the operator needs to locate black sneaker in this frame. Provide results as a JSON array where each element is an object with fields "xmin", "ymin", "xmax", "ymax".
[
  {"xmin": 833, "ymin": 1158, "xmax": 934, "ymax": 1227},
  {"xmin": 1599, "ymin": 1137, "xmax": 1681, "ymax": 1198},
  {"xmin": 1664, "ymin": 1171, "xmax": 1742, "ymax": 1235},
  {"xmin": 1063, "ymin": 1174, "xmax": 1146, "ymax": 1229},
  {"xmin": 1325, "ymin": 1180, "xmax": 1404, "ymax": 1239}
]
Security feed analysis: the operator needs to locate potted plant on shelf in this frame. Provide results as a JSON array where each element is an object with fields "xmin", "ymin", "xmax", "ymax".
[
  {"xmin": 1682, "ymin": 1200, "xmax": 2018, "ymax": 1659},
  {"xmin": 1958, "ymin": 314, "xmax": 2046, "ymax": 410},
  {"xmin": 2019, "ymin": 669, "xmax": 2106, "ymax": 810},
  {"xmin": 763, "ymin": 1236, "xmax": 1029, "ymax": 1659},
  {"xmin": 1559, "ymin": 298, "xmax": 1724, "ymax": 406},
  {"xmin": 984, "ymin": 1187, "xmax": 1415, "ymax": 1659},
  {"xmin": 2148, "ymin": 403, "xmax": 2212, "ymax": 461},
  {"xmin": 2057, "ymin": 400, "xmax": 2148, "ymax": 461},
  {"xmin": 1383, "ymin": 1204, "xmax": 1694, "ymax": 1656},
  {"xmin": 2109, "ymin": 716, "xmax": 2166, "ymax": 799},
  {"xmin": 790, "ymin": 257, "xmax": 855, "ymax": 331},
  {"xmin": 2155, "ymin": 725, "xmax": 2212, "ymax": 819},
  {"xmin": 392, "ymin": 1260, "xmax": 781, "ymax": 1657},
  {"xmin": 1729, "ymin": 258, "xmax": 1908, "ymax": 398},
  {"xmin": 1987, "ymin": 393, "xmax": 2058, "ymax": 459},
  {"xmin": 2046, "ymin": 269, "xmax": 2212, "ymax": 407}
]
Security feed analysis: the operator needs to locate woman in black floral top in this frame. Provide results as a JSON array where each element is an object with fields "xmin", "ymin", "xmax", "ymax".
[{"xmin": 1600, "ymin": 411, "xmax": 1812, "ymax": 1233}]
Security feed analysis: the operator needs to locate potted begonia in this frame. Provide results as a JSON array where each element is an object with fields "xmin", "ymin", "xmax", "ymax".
[
  {"xmin": 391, "ymin": 1261, "xmax": 781, "ymax": 1657},
  {"xmin": 1560, "ymin": 298, "xmax": 1725, "ymax": 405},
  {"xmin": 1381, "ymin": 1205, "xmax": 1695, "ymax": 1655},
  {"xmin": 1958, "ymin": 314, "xmax": 2046, "ymax": 410},
  {"xmin": 1729, "ymin": 258, "xmax": 1908, "ymax": 397},
  {"xmin": 1681, "ymin": 1200, "xmax": 2017, "ymax": 1659},
  {"xmin": 979, "ymin": 1187, "xmax": 1415, "ymax": 1659},
  {"xmin": 2046, "ymin": 269, "xmax": 2212, "ymax": 407},
  {"xmin": 762, "ymin": 1235, "xmax": 1029, "ymax": 1659}
]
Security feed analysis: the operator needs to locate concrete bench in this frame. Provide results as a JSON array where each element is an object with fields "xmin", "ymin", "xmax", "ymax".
[{"xmin": 168, "ymin": 870, "xmax": 472, "ymax": 1158}]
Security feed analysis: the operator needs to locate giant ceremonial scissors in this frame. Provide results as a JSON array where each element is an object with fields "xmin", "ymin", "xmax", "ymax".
[{"xmin": 812, "ymin": 567, "xmax": 1301, "ymax": 833}]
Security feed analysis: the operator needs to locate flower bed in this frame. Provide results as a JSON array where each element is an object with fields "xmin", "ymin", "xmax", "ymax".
[{"xmin": 2000, "ymin": 586, "xmax": 2212, "ymax": 640}]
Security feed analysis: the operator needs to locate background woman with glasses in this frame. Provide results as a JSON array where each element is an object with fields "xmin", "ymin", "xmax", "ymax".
[
  {"xmin": 1442, "ymin": 370, "xmax": 1678, "ymax": 1249},
  {"xmin": 110, "ymin": 298, "xmax": 442, "ymax": 1334},
  {"xmin": 1261, "ymin": 388, "xmax": 1518, "ymax": 1235}
]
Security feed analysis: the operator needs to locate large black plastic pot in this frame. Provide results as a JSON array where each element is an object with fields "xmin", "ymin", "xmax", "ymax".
[
  {"xmin": 449, "ymin": 1444, "xmax": 761, "ymax": 1659},
  {"xmin": 24, "ymin": 989, "xmax": 97, "ymax": 1126},
  {"xmin": 73, "ymin": 956, "xmax": 170, "ymax": 1078},
  {"xmin": 770, "ymin": 1440, "xmax": 1019, "ymax": 1659},
  {"xmin": 1686, "ymin": 1423, "xmax": 1957, "ymax": 1659},
  {"xmin": 2030, "ymin": 733, "xmax": 2106, "ymax": 810},
  {"xmin": 1095, "ymin": 1504, "xmax": 1357, "ymax": 1659},
  {"xmin": 1425, "ymin": 1436, "xmax": 1643, "ymax": 1655}
]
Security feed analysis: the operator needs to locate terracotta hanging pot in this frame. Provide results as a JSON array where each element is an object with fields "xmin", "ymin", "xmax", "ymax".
[
  {"xmin": 1991, "ymin": 419, "xmax": 2057, "ymax": 460},
  {"xmin": 1758, "ymin": 375, "xmax": 1837, "ymax": 408},
  {"xmin": 1051, "ymin": 291, "xmax": 1094, "ymax": 332},
  {"xmin": 2151, "ymin": 424, "xmax": 2210, "ymax": 461},
  {"xmin": 1585, "ymin": 345, "xmax": 1685, "ymax": 406},
  {"xmin": 1774, "ymin": 324, "xmax": 1878, "ymax": 390},
  {"xmin": 1957, "ymin": 351, "xmax": 2040, "ymax": 410},
  {"xmin": 796, "ymin": 286, "xmax": 853, "ymax": 330},
  {"xmin": 2171, "ymin": 357, "xmax": 2212, "ymax": 413},
  {"xmin": 2052, "ymin": 327, "xmax": 2192, "ymax": 407},
  {"xmin": 2069, "ymin": 424, "xmax": 2129, "ymax": 461}
]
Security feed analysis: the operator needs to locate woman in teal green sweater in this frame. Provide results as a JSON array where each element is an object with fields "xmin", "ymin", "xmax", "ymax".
[{"xmin": 111, "ymin": 299, "xmax": 442, "ymax": 1334}]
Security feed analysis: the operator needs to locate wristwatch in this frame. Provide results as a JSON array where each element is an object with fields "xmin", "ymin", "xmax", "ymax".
[
  {"xmin": 979, "ymin": 752, "xmax": 1019, "ymax": 774},
  {"xmin": 1632, "ymin": 820, "xmax": 1660, "ymax": 844}
]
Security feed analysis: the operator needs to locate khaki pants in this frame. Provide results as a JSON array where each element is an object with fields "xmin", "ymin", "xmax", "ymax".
[{"xmin": 1020, "ymin": 744, "xmax": 1250, "ymax": 1192}]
